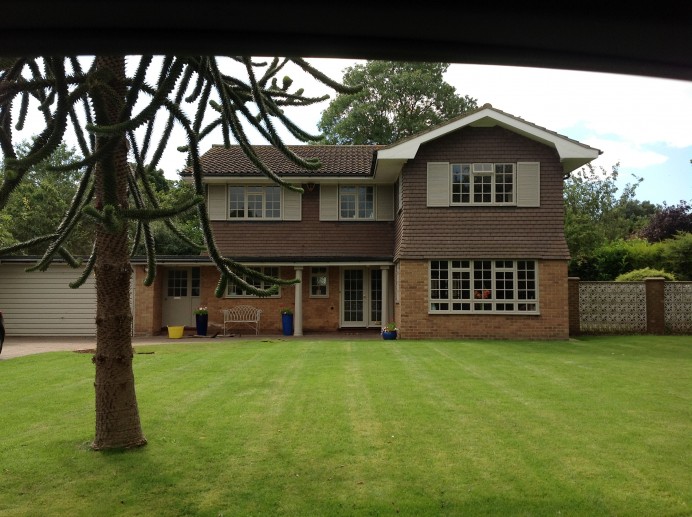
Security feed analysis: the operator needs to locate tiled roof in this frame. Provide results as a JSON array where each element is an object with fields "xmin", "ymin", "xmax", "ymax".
[{"xmin": 185, "ymin": 144, "xmax": 379, "ymax": 177}]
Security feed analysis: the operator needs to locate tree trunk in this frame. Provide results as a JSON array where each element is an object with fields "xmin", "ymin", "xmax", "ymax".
[{"xmin": 91, "ymin": 56, "xmax": 146, "ymax": 450}]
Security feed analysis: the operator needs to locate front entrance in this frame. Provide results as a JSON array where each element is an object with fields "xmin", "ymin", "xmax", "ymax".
[
  {"xmin": 161, "ymin": 267, "xmax": 201, "ymax": 327},
  {"xmin": 341, "ymin": 268, "xmax": 382, "ymax": 328}
]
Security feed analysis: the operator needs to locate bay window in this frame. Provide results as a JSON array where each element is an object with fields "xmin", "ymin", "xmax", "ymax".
[{"xmin": 430, "ymin": 260, "xmax": 538, "ymax": 313}]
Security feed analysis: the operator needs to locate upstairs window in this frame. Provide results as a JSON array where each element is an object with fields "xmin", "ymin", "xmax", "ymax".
[
  {"xmin": 339, "ymin": 186, "xmax": 374, "ymax": 220},
  {"xmin": 229, "ymin": 186, "xmax": 281, "ymax": 219},
  {"xmin": 451, "ymin": 163, "xmax": 514, "ymax": 205}
]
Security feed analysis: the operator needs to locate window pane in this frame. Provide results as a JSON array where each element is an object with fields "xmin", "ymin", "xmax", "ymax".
[
  {"xmin": 167, "ymin": 270, "xmax": 188, "ymax": 297},
  {"xmin": 358, "ymin": 186, "xmax": 374, "ymax": 219},
  {"xmin": 229, "ymin": 186, "xmax": 244, "ymax": 218},
  {"xmin": 451, "ymin": 164, "xmax": 471, "ymax": 204},
  {"xmin": 265, "ymin": 186, "xmax": 281, "ymax": 218},
  {"xmin": 473, "ymin": 175, "xmax": 492, "ymax": 203},
  {"xmin": 340, "ymin": 186, "xmax": 356, "ymax": 219},
  {"xmin": 228, "ymin": 266, "xmax": 279, "ymax": 297},
  {"xmin": 495, "ymin": 164, "xmax": 514, "ymax": 203},
  {"xmin": 430, "ymin": 261, "xmax": 449, "ymax": 301},
  {"xmin": 311, "ymin": 267, "xmax": 328, "ymax": 296},
  {"xmin": 247, "ymin": 188, "xmax": 263, "ymax": 218}
]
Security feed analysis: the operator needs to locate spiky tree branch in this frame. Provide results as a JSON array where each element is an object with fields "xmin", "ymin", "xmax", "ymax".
[{"xmin": 1, "ymin": 55, "xmax": 360, "ymax": 296}]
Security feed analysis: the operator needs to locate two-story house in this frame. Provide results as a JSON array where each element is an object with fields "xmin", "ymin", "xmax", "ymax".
[{"xmin": 132, "ymin": 104, "xmax": 600, "ymax": 339}]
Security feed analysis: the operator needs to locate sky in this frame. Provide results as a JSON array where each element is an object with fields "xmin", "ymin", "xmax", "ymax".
[
  {"xmin": 272, "ymin": 58, "xmax": 692, "ymax": 206},
  {"xmin": 12, "ymin": 57, "xmax": 692, "ymax": 206}
]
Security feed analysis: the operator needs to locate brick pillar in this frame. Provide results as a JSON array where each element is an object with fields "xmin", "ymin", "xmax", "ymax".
[
  {"xmin": 645, "ymin": 277, "xmax": 666, "ymax": 334},
  {"xmin": 568, "ymin": 277, "xmax": 581, "ymax": 337}
]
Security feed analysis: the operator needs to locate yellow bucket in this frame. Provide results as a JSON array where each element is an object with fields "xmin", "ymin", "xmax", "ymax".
[{"xmin": 167, "ymin": 325, "xmax": 184, "ymax": 339}]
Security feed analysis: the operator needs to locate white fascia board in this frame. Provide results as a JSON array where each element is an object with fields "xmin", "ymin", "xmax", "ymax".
[
  {"xmin": 377, "ymin": 108, "xmax": 496, "ymax": 160},
  {"xmin": 377, "ymin": 107, "xmax": 601, "ymax": 166},
  {"xmin": 200, "ymin": 176, "xmax": 308, "ymax": 184}
]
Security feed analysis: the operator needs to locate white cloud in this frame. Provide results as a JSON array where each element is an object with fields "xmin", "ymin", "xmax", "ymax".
[
  {"xmin": 586, "ymin": 138, "xmax": 670, "ymax": 170},
  {"xmin": 444, "ymin": 64, "xmax": 692, "ymax": 150}
]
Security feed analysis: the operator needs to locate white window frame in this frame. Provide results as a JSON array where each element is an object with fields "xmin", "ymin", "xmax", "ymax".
[
  {"xmin": 429, "ymin": 259, "xmax": 538, "ymax": 314},
  {"xmin": 309, "ymin": 267, "xmax": 329, "ymax": 298},
  {"xmin": 227, "ymin": 266, "xmax": 281, "ymax": 298},
  {"xmin": 451, "ymin": 163, "xmax": 515, "ymax": 205},
  {"xmin": 228, "ymin": 185, "xmax": 281, "ymax": 220},
  {"xmin": 339, "ymin": 185, "xmax": 375, "ymax": 220}
]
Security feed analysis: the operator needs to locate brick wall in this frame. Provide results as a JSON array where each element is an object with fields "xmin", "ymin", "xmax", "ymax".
[
  {"xmin": 132, "ymin": 265, "xmax": 163, "ymax": 335},
  {"xmin": 396, "ymin": 259, "xmax": 569, "ymax": 339},
  {"xmin": 200, "ymin": 265, "xmax": 341, "ymax": 334}
]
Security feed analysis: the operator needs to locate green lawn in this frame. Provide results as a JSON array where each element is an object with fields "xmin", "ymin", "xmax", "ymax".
[{"xmin": 1, "ymin": 336, "xmax": 690, "ymax": 516}]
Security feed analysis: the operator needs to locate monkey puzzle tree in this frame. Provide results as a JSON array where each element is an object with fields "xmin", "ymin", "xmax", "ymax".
[{"xmin": 0, "ymin": 55, "xmax": 358, "ymax": 450}]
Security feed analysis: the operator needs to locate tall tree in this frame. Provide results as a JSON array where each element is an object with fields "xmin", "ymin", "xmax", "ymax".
[
  {"xmin": 0, "ymin": 55, "xmax": 358, "ymax": 450},
  {"xmin": 317, "ymin": 61, "xmax": 477, "ymax": 145},
  {"xmin": 0, "ymin": 140, "xmax": 95, "ymax": 254},
  {"xmin": 564, "ymin": 163, "xmax": 656, "ymax": 274},
  {"xmin": 638, "ymin": 200, "xmax": 692, "ymax": 242},
  {"xmin": 133, "ymin": 178, "xmax": 204, "ymax": 255}
]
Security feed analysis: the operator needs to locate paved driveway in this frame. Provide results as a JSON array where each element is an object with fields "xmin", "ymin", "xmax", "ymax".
[
  {"xmin": 0, "ymin": 330, "xmax": 380, "ymax": 360},
  {"xmin": 0, "ymin": 335, "xmax": 221, "ymax": 360}
]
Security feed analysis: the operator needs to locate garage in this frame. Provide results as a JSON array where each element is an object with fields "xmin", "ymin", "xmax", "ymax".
[{"xmin": 0, "ymin": 262, "xmax": 97, "ymax": 336}]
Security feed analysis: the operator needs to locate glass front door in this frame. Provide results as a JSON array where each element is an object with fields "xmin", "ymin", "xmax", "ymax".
[{"xmin": 341, "ymin": 268, "xmax": 382, "ymax": 328}]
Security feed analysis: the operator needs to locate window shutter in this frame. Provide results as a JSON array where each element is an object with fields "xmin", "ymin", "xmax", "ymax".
[
  {"xmin": 319, "ymin": 184, "xmax": 338, "ymax": 220},
  {"xmin": 427, "ymin": 162, "xmax": 450, "ymax": 207},
  {"xmin": 282, "ymin": 187, "xmax": 302, "ymax": 221},
  {"xmin": 207, "ymin": 184, "xmax": 227, "ymax": 220},
  {"xmin": 516, "ymin": 162, "xmax": 540, "ymax": 207},
  {"xmin": 376, "ymin": 185, "xmax": 395, "ymax": 221}
]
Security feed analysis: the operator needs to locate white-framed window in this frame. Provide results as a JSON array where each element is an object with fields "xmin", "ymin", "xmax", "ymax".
[
  {"xmin": 229, "ymin": 185, "xmax": 281, "ymax": 219},
  {"xmin": 310, "ymin": 267, "xmax": 329, "ymax": 297},
  {"xmin": 227, "ymin": 266, "xmax": 281, "ymax": 297},
  {"xmin": 429, "ymin": 260, "xmax": 538, "ymax": 313},
  {"xmin": 339, "ymin": 186, "xmax": 374, "ymax": 220},
  {"xmin": 451, "ymin": 163, "xmax": 515, "ymax": 205}
]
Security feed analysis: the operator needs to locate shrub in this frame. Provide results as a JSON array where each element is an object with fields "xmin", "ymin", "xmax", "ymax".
[
  {"xmin": 662, "ymin": 232, "xmax": 692, "ymax": 280},
  {"xmin": 571, "ymin": 239, "xmax": 666, "ymax": 280},
  {"xmin": 639, "ymin": 200, "xmax": 692, "ymax": 242},
  {"xmin": 615, "ymin": 268, "xmax": 677, "ymax": 282}
]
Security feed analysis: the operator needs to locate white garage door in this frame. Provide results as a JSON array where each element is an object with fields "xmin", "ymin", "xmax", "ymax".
[{"xmin": 0, "ymin": 263, "xmax": 97, "ymax": 336}]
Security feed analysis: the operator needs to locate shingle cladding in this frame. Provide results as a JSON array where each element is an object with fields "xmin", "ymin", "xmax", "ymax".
[
  {"xmin": 186, "ymin": 144, "xmax": 379, "ymax": 177},
  {"xmin": 211, "ymin": 186, "xmax": 394, "ymax": 260},
  {"xmin": 395, "ymin": 126, "xmax": 571, "ymax": 260}
]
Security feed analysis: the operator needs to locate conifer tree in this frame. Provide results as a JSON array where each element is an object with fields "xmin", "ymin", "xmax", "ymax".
[{"xmin": 0, "ymin": 55, "xmax": 358, "ymax": 450}]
